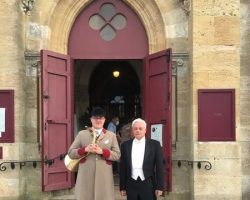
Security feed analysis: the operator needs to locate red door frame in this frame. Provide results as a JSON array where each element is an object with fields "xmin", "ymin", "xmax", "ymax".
[
  {"xmin": 143, "ymin": 49, "xmax": 172, "ymax": 192},
  {"xmin": 41, "ymin": 0, "xmax": 172, "ymax": 192},
  {"xmin": 41, "ymin": 51, "xmax": 172, "ymax": 191}
]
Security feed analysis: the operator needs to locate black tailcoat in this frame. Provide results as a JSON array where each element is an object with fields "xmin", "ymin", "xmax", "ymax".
[{"xmin": 119, "ymin": 138, "xmax": 164, "ymax": 191}]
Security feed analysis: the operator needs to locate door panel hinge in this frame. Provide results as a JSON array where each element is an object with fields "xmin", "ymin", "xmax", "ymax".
[{"xmin": 43, "ymin": 91, "xmax": 49, "ymax": 99}]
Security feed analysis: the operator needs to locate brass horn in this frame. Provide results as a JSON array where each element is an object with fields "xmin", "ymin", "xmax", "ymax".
[{"xmin": 64, "ymin": 128, "xmax": 96, "ymax": 172}]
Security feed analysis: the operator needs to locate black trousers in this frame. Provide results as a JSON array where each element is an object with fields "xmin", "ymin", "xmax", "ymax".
[{"xmin": 126, "ymin": 177, "xmax": 156, "ymax": 200}]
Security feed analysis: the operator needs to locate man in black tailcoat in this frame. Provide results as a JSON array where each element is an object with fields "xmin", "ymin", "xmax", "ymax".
[{"xmin": 119, "ymin": 118, "xmax": 164, "ymax": 200}]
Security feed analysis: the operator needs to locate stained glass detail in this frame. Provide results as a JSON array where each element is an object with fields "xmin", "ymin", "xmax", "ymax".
[
  {"xmin": 89, "ymin": 15, "xmax": 105, "ymax": 30},
  {"xmin": 100, "ymin": 3, "xmax": 116, "ymax": 21},
  {"xmin": 88, "ymin": 3, "xmax": 127, "ymax": 41},
  {"xmin": 110, "ymin": 14, "xmax": 127, "ymax": 30},
  {"xmin": 100, "ymin": 25, "xmax": 116, "ymax": 41}
]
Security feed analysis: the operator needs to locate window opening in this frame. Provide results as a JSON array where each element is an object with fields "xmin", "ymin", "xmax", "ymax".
[{"xmin": 89, "ymin": 3, "xmax": 127, "ymax": 41}]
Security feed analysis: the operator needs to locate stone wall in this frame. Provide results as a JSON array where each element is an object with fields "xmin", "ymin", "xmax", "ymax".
[
  {"xmin": 191, "ymin": 0, "xmax": 241, "ymax": 199},
  {"xmin": 240, "ymin": 1, "xmax": 250, "ymax": 200},
  {"xmin": 0, "ymin": 0, "xmax": 26, "ymax": 199},
  {"xmin": 0, "ymin": 0, "xmax": 54, "ymax": 199}
]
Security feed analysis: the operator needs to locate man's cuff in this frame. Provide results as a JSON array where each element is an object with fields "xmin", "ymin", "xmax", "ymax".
[
  {"xmin": 77, "ymin": 147, "xmax": 86, "ymax": 156},
  {"xmin": 102, "ymin": 149, "xmax": 111, "ymax": 159}
]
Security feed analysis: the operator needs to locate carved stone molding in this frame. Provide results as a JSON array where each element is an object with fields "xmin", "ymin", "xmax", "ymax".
[
  {"xmin": 21, "ymin": 0, "xmax": 35, "ymax": 14},
  {"xmin": 172, "ymin": 52, "xmax": 189, "ymax": 76},
  {"xmin": 173, "ymin": 52, "xmax": 189, "ymax": 65},
  {"xmin": 24, "ymin": 51, "xmax": 189, "ymax": 77},
  {"xmin": 24, "ymin": 51, "xmax": 40, "ymax": 76}
]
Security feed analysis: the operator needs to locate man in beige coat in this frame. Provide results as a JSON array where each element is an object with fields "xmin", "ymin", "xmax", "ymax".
[{"xmin": 68, "ymin": 107, "xmax": 121, "ymax": 200}]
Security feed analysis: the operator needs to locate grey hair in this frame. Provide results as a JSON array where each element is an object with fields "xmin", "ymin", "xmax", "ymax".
[{"xmin": 132, "ymin": 118, "xmax": 147, "ymax": 128}]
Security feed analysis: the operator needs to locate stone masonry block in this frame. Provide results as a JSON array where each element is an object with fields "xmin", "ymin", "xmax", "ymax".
[
  {"xmin": 240, "ymin": 127, "xmax": 250, "ymax": 142},
  {"xmin": 242, "ymin": 158, "xmax": 250, "ymax": 175},
  {"xmin": 214, "ymin": 16, "xmax": 240, "ymax": 45},
  {"xmin": 193, "ymin": 48, "xmax": 239, "ymax": 72},
  {"xmin": 240, "ymin": 76, "xmax": 250, "ymax": 91},
  {"xmin": 193, "ymin": 72, "xmax": 209, "ymax": 89},
  {"xmin": 241, "ymin": 143, "xmax": 250, "ymax": 158},
  {"xmin": 193, "ymin": 16, "xmax": 214, "ymax": 45},
  {"xmin": 194, "ymin": 175, "xmax": 241, "ymax": 197},
  {"xmin": 195, "ymin": 143, "xmax": 240, "ymax": 159},
  {"xmin": 208, "ymin": 70, "xmax": 239, "ymax": 88},
  {"xmin": 193, "ymin": 0, "xmax": 239, "ymax": 16}
]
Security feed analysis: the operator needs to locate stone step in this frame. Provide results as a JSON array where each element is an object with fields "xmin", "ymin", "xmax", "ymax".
[
  {"xmin": 51, "ymin": 194, "xmax": 75, "ymax": 200},
  {"xmin": 50, "ymin": 186, "xmax": 125, "ymax": 200},
  {"xmin": 51, "ymin": 195, "xmax": 125, "ymax": 200},
  {"xmin": 50, "ymin": 174, "xmax": 125, "ymax": 200}
]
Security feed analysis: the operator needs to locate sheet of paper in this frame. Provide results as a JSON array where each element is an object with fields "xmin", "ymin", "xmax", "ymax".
[
  {"xmin": 151, "ymin": 124, "xmax": 163, "ymax": 146},
  {"xmin": 0, "ymin": 108, "xmax": 6, "ymax": 132}
]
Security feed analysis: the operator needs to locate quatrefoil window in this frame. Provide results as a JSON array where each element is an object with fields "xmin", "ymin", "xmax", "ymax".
[{"xmin": 89, "ymin": 3, "xmax": 127, "ymax": 41}]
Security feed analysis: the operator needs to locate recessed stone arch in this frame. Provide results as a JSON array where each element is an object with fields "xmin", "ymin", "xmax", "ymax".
[{"xmin": 49, "ymin": 0, "xmax": 165, "ymax": 54}]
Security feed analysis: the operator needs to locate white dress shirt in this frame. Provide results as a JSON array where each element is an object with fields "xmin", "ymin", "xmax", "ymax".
[
  {"xmin": 131, "ymin": 137, "xmax": 146, "ymax": 181},
  {"xmin": 95, "ymin": 128, "xmax": 102, "ymax": 136}
]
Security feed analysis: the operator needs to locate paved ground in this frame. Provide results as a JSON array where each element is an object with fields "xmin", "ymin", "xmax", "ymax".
[
  {"xmin": 51, "ymin": 174, "xmax": 125, "ymax": 200},
  {"xmin": 51, "ymin": 173, "xmax": 165, "ymax": 200}
]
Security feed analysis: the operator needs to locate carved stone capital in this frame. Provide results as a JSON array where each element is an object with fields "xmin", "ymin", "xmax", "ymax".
[
  {"xmin": 172, "ymin": 52, "xmax": 189, "ymax": 76},
  {"xmin": 21, "ymin": 0, "xmax": 35, "ymax": 14},
  {"xmin": 24, "ymin": 51, "xmax": 40, "ymax": 76}
]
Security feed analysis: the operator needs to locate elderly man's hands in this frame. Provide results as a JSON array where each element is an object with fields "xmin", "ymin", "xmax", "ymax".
[
  {"xmin": 155, "ymin": 190, "xmax": 163, "ymax": 197},
  {"xmin": 120, "ymin": 190, "xmax": 127, "ymax": 196}
]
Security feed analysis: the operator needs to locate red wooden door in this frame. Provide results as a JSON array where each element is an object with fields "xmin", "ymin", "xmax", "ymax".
[
  {"xmin": 41, "ymin": 50, "xmax": 73, "ymax": 191},
  {"xmin": 143, "ymin": 49, "xmax": 172, "ymax": 192}
]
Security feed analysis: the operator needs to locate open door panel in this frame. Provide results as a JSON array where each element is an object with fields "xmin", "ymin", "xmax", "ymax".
[
  {"xmin": 41, "ymin": 50, "xmax": 74, "ymax": 191},
  {"xmin": 143, "ymin": 49, "xmax": 172, "ymax": 192}
]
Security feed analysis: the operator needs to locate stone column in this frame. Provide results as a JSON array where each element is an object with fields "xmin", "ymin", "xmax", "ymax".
[{"xmin": 190, "ymin": 0, "xmax": 241, "ymax": 199}]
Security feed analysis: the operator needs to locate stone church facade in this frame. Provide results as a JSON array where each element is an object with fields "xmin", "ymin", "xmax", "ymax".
[{"xmin": 0, "ymin": 0, "xmax": 249, "ymax": 199}]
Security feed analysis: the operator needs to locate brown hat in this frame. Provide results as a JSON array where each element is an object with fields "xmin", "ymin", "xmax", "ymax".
[{"xmin": 90, "ymin": 107, "xmax": 105, "ymax": 117}]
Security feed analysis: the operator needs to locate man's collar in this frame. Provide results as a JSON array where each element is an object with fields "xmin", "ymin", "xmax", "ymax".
[
  {"xmin": 95, "ymin": 128, "xmax": 102, "ymax": 135},
  {"xmin": 133, "ymin": 137, "xmax": 145, "ymax": 144}
]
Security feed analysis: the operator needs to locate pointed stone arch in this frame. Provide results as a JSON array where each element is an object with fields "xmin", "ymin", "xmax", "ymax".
[{"xmin": 49, "ymin": 0, "xmax": 165, "ymax": 54}]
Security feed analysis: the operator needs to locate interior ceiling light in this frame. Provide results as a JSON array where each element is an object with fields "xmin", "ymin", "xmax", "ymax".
[{"xmin": 113, "ymin": 70, "xmax": 120, "ymax": 78}]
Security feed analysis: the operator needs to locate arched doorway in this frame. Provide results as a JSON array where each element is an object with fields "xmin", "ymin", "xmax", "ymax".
[
  {"xmin": 41, "ymin": 0, "xmax": 172, "ymax": 193},
  {"xmin": 70, "ymin": 0, "xmax": 148, "ymax": 133}
]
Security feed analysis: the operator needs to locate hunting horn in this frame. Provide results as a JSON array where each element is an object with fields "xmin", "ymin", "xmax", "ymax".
[{"xmin": 64, "ymin": 128, "xmax": 96, "ymax": 172}]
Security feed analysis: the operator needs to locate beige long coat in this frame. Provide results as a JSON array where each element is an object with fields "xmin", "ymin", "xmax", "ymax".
[{"xmin": 68, "ymin": 128, "xmax": 121, "ymax": 200}]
